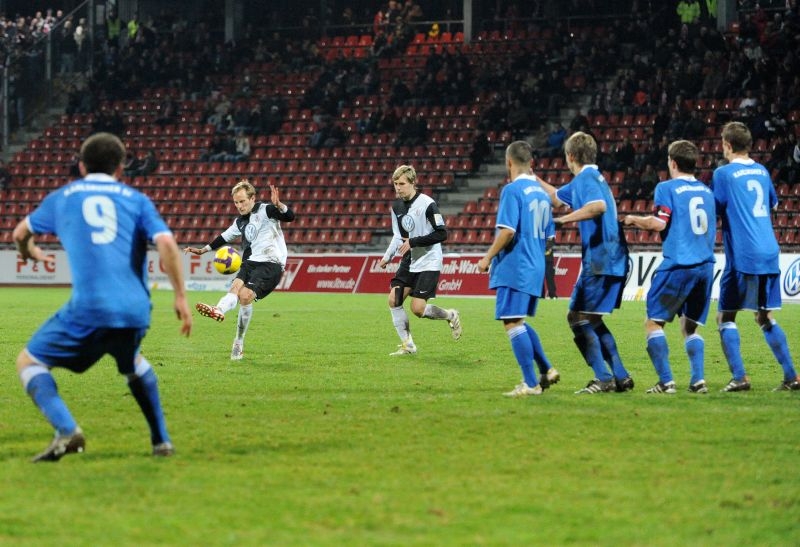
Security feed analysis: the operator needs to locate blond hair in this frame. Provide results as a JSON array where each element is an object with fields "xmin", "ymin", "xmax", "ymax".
[
  {"xmin": 231, "ymin": 178, "xmax": 255, "ymax": 198},
  {"xmin": 392, "ymin": 164, "xmax": 417, "ymax": 185}
]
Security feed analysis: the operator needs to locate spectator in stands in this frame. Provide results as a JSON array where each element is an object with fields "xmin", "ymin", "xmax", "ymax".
[
  {"xmin": 123, "ymin": 151, "xmax": 143, "ymax": 177},
  {"xmin": 388, "ymin": 77, "xmax": 411, "ymax": 107},
  {"xmin": 614, "ymin": 137, "xmax": 636, "ymax": 170},
  {"xmin": 201, "ymin": 134, "xmax": 225, "ymax": 162},
  {"xmin": 469, "ymin": 130, "xmax": 492, "ymax": 173},
  {"xmin": 228, "ymin": 132, "xmax": 251, "ymax": 162},
  {"xmin": 74, "ymin": 17, "xmax": 89, "ymax": 72},
  {"xmin": 544, "ymin": 122, "xmax": 567, "ymax": 157},
  {"xmin": 640, "ymin": 164, "xmax": 660, "ymax": 197},
  {"xmin": 478, "ymin": 95, "xmax": 507, "ymax": 132},
  {"xmin": 506, "ymin": 98, "xmax": 533, "ymax": 139},
  {"xmin": 738, "ymin": 89, "xmax": 758, "ymax": 112},
  {"xmin": 682, "ymin": 110, "xmax": 705, "ymax": 140},
  {"xmin": 0, "ymin": 159, "xmax": 11, "ymax": 191},
  {"xmin": 137, "ymin": 150, "xmax": 159, "ymax": 177},
  {"xmin": 619, "ymin": 166, "xmax": 645, "ymax": 201},
  {"xmin": 106, "ymin": 8, "xmax": 123, "ymax": 47},
  {"xmin": 58, "ymin": 19, "xmax": 77, "ymax": 74},
  {"xmin": 154, "ymin": 97, "xmax": 179, "ymax": 127},
  {"xmin": 569, "ymin": 110, "xmax": 590, "ymax": 133},
  {"xmin": 677, "ymin": 1, "xmax": 701, "ymax": 25}
]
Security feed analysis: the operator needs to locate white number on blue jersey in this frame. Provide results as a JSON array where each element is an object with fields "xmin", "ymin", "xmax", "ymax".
[
  {"xmin": 689, "ymin": 196, "xmax": 709, "ymax": 235},
  {"xmin": 746, "ymin": 179, "xmax": 768, "ymax": 218},
  {"xmin": 530, "ymin": 199, "xmax": 551, "ymax": 239},
  {"xmin": 82, "ymin": 195, "xmax": 118, "ymax": 244}
]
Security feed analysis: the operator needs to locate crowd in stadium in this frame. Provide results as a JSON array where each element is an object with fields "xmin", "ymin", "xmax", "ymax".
[{"xmin": 2, "ymin": 1, "xmax": 800, "ymax": 189}]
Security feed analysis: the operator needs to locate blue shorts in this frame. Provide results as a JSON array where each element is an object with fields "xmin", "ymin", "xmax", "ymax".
[
  {"xmin": 569, "ymin": 274, "xmax": 625, "ymax": 315},
  {"xmin": 647, "ymin": 263, "xmax": 714, "ymax": 325},
  {"xmin": 718, "ymin": 268, "xmax": 782, "ymax": 312},
  {"xmin": 26, "ymin": 313, "xmax": 147, "ymax": 374},
  {"xmin": 495, "ymin": 287, "xmax": 539, "ymax": 320}
]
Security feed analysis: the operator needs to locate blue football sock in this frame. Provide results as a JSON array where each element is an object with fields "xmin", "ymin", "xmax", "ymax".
[
  {"xmin": 573, "ymin": 323, "xmax": 612, "ymax": 382},
  {"xmin": 595, "ymin": 321, "xmax": 630, "ymax": 379},
  {"xmin": 128, "ymin": 365, "xmax": 171, "ymax": 445},
  {"xmin": 685, "ymin": 334, "xmax": 705, "ymax": 385},
  {"xmin": 762, "ymin": 321, "xmax": 797, "ymax": 381},
  {"xmin": 719, "ymin": 322, "xmax": 747, "ymax": 380},
  {"xmin": 525, "ymin": 323, "xmax": 552, "ymax": 374},
  {"xmin": 26, "ymin": 372, "xmax": 78, "ymax": 436},
  {"xmin": 646, "ymin": 330, "xmax": 672, "ymax": 383},
  {"xmin": 508, "ymin": 325, "xmax": 538, "ymax": 387}
]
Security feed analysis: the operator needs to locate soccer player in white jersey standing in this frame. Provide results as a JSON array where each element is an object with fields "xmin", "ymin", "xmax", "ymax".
[
  {"xmin": 12, "ymin": 132, "xmax": 192, "ymax": 461},
  {"xmin": 623, "ymin": 140, "xmax": 716, "ymax": 394},
  {"xmin": 184, "ymin": 179, "xmax": 295, "ymax": 360},
  {"xmin": 379, "ymin": 164, "xmax": 462, "ymax": 355},
  {"xmin": 712, "ymin": 121, "xmax": 799, "ymax": 392}
]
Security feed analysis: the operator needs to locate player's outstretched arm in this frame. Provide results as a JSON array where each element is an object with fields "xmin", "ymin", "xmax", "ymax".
[{"xmin": 156, "ymin": 234, "xmax": 192, "ymax": 337}]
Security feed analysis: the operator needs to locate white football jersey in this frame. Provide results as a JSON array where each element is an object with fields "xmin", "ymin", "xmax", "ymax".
[
  {"xmin": 222, "ymin": 202, "xmax": 293, "ymax": 267},
  {"xmin": 382, "ymin": 192, "xmax": 445, "ymax": 272}
]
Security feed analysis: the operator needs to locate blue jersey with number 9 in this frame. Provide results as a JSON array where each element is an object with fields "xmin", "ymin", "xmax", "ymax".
[{"xmin": 27, "ymin": 174, "xmax": 171, "ymax": 328}]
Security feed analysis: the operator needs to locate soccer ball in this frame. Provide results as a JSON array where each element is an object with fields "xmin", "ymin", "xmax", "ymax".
[{"xmin": 213, "ymin": 246, "xmax": 242, "ymax": 275}]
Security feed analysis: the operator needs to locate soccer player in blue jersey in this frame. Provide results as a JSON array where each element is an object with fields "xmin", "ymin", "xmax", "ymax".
[
  {"xmin": 712, "ymin": 121, "xmax": 799, "ymax": 392},
  {"xmin": 539, "ymin": 131, "xmax": 633, "ymax": 394},
  {"xmin": 623, "ymin": 140, "xmax": 716, "ymax": 394},
  {"xmin": 378, "ymin": 164, "xmax": 461, "ymax": 355},
  {"xmin": 11, "ymin": 132, "xmax": 193, "ymax": 462},
  {"xmin": 477, "ymin": 141, "xmax": 559, "ymax": 397}
]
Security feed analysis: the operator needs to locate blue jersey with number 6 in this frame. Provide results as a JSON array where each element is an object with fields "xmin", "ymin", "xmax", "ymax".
[
  {"xmin": 490, "ymin": 174, "xmax": 552, "ymax": 295},
  {"xmin": 653, "ymin": 177, "xmax": 716, "ymax": 271},
  {"xmin": 712, "ymin": 158, "xmax": 779, "ymax": 274},
  {"xmin": 26, "ymin": 174, "xmax": 171, "ymax": 328}
]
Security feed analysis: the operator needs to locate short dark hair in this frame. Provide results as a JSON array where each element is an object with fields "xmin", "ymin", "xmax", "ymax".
[
  {"xmin": 80, "ymin": 132, "xmax": 126, "ymax": 175},
  {"xmin": 667, "ymin": 140, "xmax": 698, "ymax": 173},
  {"xmin": 506, "ymin": 140, "xmax": 533, "ymax": 167}
]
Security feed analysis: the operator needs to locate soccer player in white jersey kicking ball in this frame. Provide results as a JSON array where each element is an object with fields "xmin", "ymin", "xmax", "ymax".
[
  {"xmin": 379, "ymin": 165, "xmax": 462, "ymax": 355},
  {"xmin": 184, "ymin": 179, "xmax": 294, "ymax": 360}
]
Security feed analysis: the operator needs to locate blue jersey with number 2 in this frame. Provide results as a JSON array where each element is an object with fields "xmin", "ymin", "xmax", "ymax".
[
  {"xmin": 712, "ymin": 158, "xmax": 779, "ymax": 274},
  {"xmin": 27, "ymin": 174, "xmax": 171, "ymax": 328}
]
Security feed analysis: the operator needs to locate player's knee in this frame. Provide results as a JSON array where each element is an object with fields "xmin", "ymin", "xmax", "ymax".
[
  {"xmin": 389, "ymin": 286, "xmax": 404, "ymax": 308},
  {"xmin": 237, "ymin": 288, "xmax": 255, "ymax": 306},
  {"xmin": 15, "ymin": 349, "xmax": 34, "ymax": 374},
  {"xmin": 566, "ymin": 311, "xmax": 579, "ymax": 324},
  {"xmin": 755, "ymin": 312, "xmax": 773, "ymax": 329}
]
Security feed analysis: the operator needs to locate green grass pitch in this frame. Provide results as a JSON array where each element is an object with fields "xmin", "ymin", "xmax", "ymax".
[{"xmin": 0, "ymin": 287, "xmax": 798, "ymax": 546}]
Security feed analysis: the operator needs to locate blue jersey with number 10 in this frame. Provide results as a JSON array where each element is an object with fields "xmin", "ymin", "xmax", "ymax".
[
  {"xmin": 490, "ymin": 175, "xmax": 552, "ymax": 296},
  {"xmin": 26, "ymin": 174, "xmax": 171, "ymax": 328},
  {"xmin": 712, "ymin": 158, "xmax": 779, "ymax": 274}
]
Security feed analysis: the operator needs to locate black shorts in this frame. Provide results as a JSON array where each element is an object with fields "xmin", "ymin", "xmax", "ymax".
[
  {"xmin": 391, "ymin": 258, "xmax": 440, "ymax": 300},
  {"xmin": 237, "ymin": 260, "xmax": 283, "ymax": 300}
]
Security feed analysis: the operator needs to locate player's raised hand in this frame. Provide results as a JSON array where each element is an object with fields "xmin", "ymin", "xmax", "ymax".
[{"xmin": 269, "ymin": 184, "xmax": 281, "ymax": 206}]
